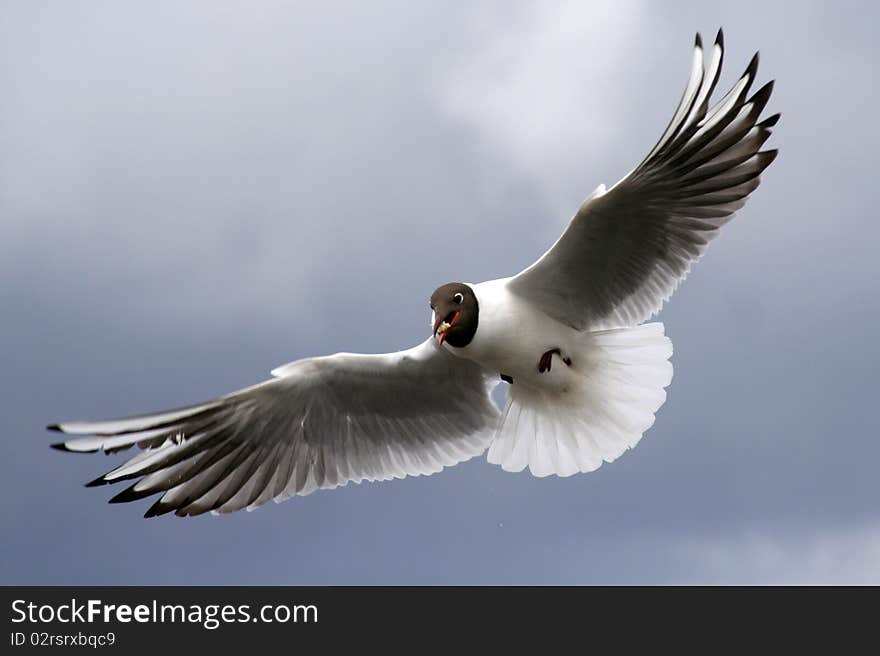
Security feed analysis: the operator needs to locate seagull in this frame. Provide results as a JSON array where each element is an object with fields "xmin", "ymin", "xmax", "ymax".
[{"xmin": 49, "ymin": 30, "xmax": 778, "ymax": 517}]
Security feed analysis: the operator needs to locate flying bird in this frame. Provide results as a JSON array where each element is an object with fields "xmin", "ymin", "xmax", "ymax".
[{"xmin": 49, "ymin": 30, "xmax": 778, "ymax": 517}]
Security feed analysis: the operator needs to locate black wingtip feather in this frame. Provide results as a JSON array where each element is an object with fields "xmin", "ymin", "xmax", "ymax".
[
  {"xmin": 85, "ymin": 475, "xmax": 111, "ymax": 488},
  {"xmin": 745, "ymin": 52, "xmax": 760, "ymax": 81},
  {"xmin": 715, "ymin": 28, "xmax": 724, "ymax": 48},
  {"xmin": 50, "ymin": 441, "xmax": 70, "ymax": 451},
  {"xmin": 757, "ymin": 112, "xmax": 781, "ymax": 128},
  {"xmin": 748, "ymin": 80, "xmax": 775, "ymax": 110},
  {"xmin": 758, "ymin": 149, "xmax": 779, "ymax": 169},
  {"xmin": 144, "ymin": 499, "xmax": 175, "ymax": 518},
  {"xmin": 109, "ymin": 483, "xmax": 154, "ymax": 503},
  {"xmin": 47, "ymin": 424, "xmax": 63, "ymax": 433},
  {"xmin": 695, "ymin": 32, "xmax": 702, "ymax": 49}
]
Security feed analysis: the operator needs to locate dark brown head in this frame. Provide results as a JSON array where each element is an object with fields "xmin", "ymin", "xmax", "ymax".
[{"xmin": 430, "ymin": 282, "xmax": 478, "ymax": 348}]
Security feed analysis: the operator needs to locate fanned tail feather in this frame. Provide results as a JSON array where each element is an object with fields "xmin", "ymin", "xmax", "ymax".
[{"xmin": 487, "ymin": 323, "xmax": 673, "ymax": 477}]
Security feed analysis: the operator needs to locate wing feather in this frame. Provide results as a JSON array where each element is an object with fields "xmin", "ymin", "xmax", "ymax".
[
  {"xmin": 50, "ymin": 340, "xmax": 500, "ymax": 517},
  {"xmin": 508, "ymin": 30, "xmax": 779, "ymax": 330}
]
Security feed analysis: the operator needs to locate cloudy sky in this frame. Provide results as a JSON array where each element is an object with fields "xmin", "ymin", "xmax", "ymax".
[{"xmin": 2, "ymin": 0, "xmax": 878, "ymax": 584}]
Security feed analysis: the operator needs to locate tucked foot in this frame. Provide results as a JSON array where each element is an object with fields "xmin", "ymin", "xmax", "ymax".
[
  {"xmin": 538, "ymin": 348, "xmax": 571, "ymax": 373},
  {"xmin": 500, "ymin": 373, "xmax": 514, "ymax": 384}
]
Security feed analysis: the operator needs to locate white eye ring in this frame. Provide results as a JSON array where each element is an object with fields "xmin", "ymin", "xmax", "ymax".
[{"xmin": 453, "ymin": 292, "xmax": 464, "ymax": 304}]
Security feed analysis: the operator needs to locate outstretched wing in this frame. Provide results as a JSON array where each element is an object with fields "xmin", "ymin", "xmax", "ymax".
[
  {"xmin": 49, "ymin": 339, "xmax": 500, "ymax": 517},
  {"xmin": 508, "ymin": 30, "xmax": 779, "ymax": 331}
]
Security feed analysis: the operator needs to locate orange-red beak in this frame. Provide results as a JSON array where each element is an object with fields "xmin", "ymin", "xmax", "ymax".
[{"xmin": 434, "ymin": 311, "xmax": 461, "ymax": 346}]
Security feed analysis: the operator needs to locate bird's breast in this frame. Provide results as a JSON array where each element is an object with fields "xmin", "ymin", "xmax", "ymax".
[{"xmin": 447, "ymin": 279, "xmax": 581, "ymax": 391}]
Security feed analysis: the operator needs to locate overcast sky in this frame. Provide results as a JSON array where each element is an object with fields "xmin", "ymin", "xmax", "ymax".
[{"xmin": 2, "ymin": 0, "xmax": 878, "ymax": 584}]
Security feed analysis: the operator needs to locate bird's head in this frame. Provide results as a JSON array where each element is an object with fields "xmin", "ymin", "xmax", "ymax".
[{"xmin": 430, "ymin": 282, "xmax": 478, "ymax": 348}]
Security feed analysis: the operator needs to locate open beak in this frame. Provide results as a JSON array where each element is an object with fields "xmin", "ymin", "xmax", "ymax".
[{"xmin": 434, "ymin": 311, "xmax": 461, "ymax": 346}]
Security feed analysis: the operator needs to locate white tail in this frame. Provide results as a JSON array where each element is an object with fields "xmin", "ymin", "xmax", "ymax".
[{"xmin": 487, "ymin": 322, "xmax": 673, "ymax": 477}]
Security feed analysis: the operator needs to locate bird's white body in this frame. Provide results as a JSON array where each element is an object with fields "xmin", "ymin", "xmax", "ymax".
[
  {"xmin": 452, "ymin": 278, "xmax": 580, "ymax": 393},
  {"xmin": 442, "ymin": 278, "xmax": 674, "ymax": 477}
]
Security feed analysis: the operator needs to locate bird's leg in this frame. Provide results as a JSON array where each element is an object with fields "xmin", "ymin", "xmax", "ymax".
[
  {"xmin": 537, "ymin": 349, "xmax": 555, "ymax": 373},
  {"xmin": 537, "ymin": 348, "xmax": 572, "ymax": 373},
  {"xmin": 500, "ymin": 373, "xmax": 514, "ymax": 384}
]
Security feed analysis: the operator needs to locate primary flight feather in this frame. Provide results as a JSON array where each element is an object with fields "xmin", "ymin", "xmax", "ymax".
[{"xmin": 49, "ymin": 30, "xmax": 778, "ymax": 517}]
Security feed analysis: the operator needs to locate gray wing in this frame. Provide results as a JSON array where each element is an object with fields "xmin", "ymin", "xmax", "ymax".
[
  {"xmin": 49, "ymin": 339, "xmax": 500, "ymax": 517},
  {"xmin": 507, "ymin": 31, "xmax": 779, "ymax": 331}
]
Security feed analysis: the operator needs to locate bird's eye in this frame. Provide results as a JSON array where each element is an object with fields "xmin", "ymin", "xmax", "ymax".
[{"xmin": 453, "ymin": 293, "xmax": 464, "ymax": 304}]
